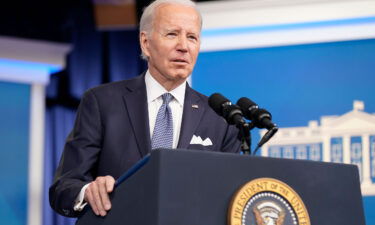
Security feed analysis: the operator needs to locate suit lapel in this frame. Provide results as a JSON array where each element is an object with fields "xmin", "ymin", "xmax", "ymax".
[
  {"xmin": 177, "ymin": 85, "xmax": 205, "ymax": 149},
  {"xmin": 122, "ymin": 74, "xmax": 151, "ymax": 157}
]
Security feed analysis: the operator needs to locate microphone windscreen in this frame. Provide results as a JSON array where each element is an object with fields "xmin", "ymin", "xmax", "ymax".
[
  {"xmin": 255, "ymin": 108, "xmax": 272, "ymax": 120},
  {"xmin": 236, "ymin": 97, "xmax": 257, "ymax": 110},
  {"xmin": 208, "ymin": 93, "xmax": 229, "ymax": 116}
]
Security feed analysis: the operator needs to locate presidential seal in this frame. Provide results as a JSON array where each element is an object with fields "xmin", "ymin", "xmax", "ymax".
[{"xmin": 228, "ymin": 178, "xmax": 310, "ymax": 225}]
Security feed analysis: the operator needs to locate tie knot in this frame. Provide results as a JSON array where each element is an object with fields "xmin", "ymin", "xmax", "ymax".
[{"xmin": 162, "ymin": 93, "xmax": 173, "ymax": 104}]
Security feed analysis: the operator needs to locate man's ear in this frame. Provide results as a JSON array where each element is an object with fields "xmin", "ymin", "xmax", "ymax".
[{"xmin": 140, "ymin": 31, "xmax": 150, "ymax": 58}]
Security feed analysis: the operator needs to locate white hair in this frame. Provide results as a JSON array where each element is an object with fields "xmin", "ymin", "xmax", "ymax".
[{"xmin": 139, "ymin": 0, "xmax": 202, "ymax": 60}]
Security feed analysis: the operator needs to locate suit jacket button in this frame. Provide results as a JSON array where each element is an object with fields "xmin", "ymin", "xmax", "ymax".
[{"xmin": 63, "ymin": 209, "xmax": 70, "ymax": 215}]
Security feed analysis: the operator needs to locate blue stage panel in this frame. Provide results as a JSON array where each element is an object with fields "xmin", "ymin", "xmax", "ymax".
[
  {"xmin": 0, "ymin": 81, "xmax": 30, "ymax": 225},
  {"xmin": 364, "ymin": 196, "xmax": 375, "ymax": 224}
]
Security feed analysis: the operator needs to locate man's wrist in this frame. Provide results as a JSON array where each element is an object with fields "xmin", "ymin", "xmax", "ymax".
[{"xmin": 73, "ymin": 183, "xmax": 90, "ymax": 211}]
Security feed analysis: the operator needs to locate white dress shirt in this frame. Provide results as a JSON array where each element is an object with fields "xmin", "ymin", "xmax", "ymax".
[
  {"xmin": 145, "ymin": 70, "xmax": 186, "ymax": 148},
  {"xmin": 74, "ymin": 71, "xmax": 187, "ymax": 211}
]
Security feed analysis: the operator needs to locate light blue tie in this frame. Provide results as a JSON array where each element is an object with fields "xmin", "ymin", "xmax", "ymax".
[{"xmin": 151, "ymin": 93, "xmax": 174, "ymax": 149}]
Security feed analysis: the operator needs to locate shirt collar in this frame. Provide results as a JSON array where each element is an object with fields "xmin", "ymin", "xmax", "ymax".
[{"xmin": 145, "ymin": 70, "xmax": 186, "ymax": 106}]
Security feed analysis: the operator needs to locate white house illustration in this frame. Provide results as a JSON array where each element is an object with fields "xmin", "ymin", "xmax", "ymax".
[{"xmin": 260, "ymin": 100, "xmax": 375, "ymax": 196}]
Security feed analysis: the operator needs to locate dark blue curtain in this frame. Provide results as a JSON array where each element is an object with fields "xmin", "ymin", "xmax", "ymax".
[{"xmin": 42, "ymin": 2, "xmax": 147, "ymax": 225}]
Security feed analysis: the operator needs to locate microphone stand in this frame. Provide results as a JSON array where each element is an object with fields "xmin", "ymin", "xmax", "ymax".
[
  {"xmin": 238, "ymin": 122, "xmax": 278, "ymax": 156},
  {"xmin": 239, "ymin": 122, "xmax": 255, "ymax": 155}
]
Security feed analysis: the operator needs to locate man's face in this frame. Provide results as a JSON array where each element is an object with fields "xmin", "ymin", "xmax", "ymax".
[{"xmin": 140, "ymin": 4, "xmax": 201, "ymax": 89}]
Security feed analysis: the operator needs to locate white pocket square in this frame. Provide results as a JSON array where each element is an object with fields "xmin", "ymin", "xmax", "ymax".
[{"xmin": 190, "ymin": 135, "xmax": 213, "ymax": 146}]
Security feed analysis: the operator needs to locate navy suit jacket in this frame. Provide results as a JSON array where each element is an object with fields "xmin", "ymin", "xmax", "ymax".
[{"xmin": 49, "ymin": 73, "xmax": 241, "ymax": 217}]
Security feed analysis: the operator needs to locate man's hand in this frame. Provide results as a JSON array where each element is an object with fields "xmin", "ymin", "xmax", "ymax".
[{"xmin": 84, "ymin": 175, "xmax": 115, "ymax": 216}]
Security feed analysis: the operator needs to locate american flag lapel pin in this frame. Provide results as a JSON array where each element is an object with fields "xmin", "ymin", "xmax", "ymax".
[{"xmin": 192, "ymin": 104, "xmax": 199, "ymax": 109}]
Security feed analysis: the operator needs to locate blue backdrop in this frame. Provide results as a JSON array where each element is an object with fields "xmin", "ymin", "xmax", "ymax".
[{"xmin": 193, "ymin": 39, "xmax": 375, "ymax": 127}]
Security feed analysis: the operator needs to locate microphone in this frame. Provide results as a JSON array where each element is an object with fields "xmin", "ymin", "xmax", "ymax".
[
  {"xmin": 236, "ymin": 97, "xmax": 278, "ymax": 155},
  {"xmin": 208, "ymin": 93, "xmax": 245, "ymax": 127},
  {"xmin": 236, "ymin": 97, "xmax": 277, "ymax": 130}
]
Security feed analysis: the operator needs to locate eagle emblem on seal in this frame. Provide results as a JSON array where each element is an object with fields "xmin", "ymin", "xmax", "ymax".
[{"xmin": 253, "ymin": 201, "xmax": 286, "ymax": 225}]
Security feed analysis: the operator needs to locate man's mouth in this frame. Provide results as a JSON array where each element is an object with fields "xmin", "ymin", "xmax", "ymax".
[{"xmin": 171, "ymin": 58, "xmax": 188, "ymax": 64}]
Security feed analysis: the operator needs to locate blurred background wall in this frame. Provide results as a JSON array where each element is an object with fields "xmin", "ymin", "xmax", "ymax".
[{"xmin": 0, "ymin": 0, "xmax": 374, "ymax": 224}]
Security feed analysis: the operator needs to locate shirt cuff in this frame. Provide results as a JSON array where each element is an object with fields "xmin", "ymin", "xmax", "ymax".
[{"xmin": 73, "ymin": 183, "xmax": 90, "ymax": 211}]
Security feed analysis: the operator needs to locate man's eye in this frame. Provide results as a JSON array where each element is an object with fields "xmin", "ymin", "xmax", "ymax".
[
  {"xmin": 167, "ymin": 33, "xmax": 177, "ymax": 37},
  {"xmin": 188, "ymin": 35, "xmax": 198, "ymax": 41}
]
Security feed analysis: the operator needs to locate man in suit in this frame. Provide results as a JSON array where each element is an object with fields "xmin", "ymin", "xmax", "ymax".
[{"xmin": 49, "ymin": 0, "xmax": 241, "ymax": 218}]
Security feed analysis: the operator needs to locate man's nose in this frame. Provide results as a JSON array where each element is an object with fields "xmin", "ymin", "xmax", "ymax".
[{"xmin": 176, "ymin": 36, "xmax": 188, "ymax": 52}]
